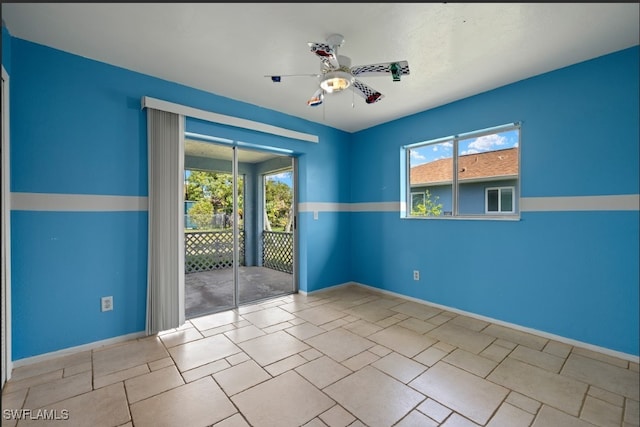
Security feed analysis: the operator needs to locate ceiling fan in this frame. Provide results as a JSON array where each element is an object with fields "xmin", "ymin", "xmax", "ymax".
[{"xmin": 265, "ymin": 34, "xmax": 410, "ymax": 107}]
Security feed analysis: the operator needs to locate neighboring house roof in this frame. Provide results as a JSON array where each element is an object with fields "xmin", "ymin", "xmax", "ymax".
[{"xmin": 411, "ymin": 147, "xmax": 519, "ymax": 185}]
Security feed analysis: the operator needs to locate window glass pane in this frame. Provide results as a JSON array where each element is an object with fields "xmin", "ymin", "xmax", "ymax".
[
  {"xmin": 411, "ymin": 193, "xmax": 425, "ymax": 212},
  {"xmin": 501, "ymin": 188, "xmax": 513, "ymax": 212},
  {"xmin": 458, "ymin": 129, "xmax": 519, "ymax": 215},
  {"xmin": 487, "ymin": 189, "xmax": 499, "ymax": 212},
  {"xmin": 408, "ymin": 142, "xmax": 452, "ymax": 216}
]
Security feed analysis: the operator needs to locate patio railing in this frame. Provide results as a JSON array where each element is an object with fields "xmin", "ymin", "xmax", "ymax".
[
  {"xmin": 262, "ymin": 231, "xmax": 293, "ymax": 274},
  {"xmin": 185, "ymin": 230, "xmax": 245, "ymax": 273}
]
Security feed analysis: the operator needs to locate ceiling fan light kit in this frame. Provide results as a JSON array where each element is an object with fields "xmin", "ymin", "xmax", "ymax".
[{"xmin": 266, "ymin": 33, "xmax": 410, "ymax": 108}]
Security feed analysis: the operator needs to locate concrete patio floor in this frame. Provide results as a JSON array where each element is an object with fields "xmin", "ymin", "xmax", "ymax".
[{"xmin": 185, "ymin": 266, "xmax": 294, "ymax": 319}]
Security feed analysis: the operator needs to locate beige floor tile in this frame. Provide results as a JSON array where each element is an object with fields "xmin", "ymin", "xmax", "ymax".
[
  {"xmin": 414, "ymin": 346, "xmax": 448, "ymax": 366},
  {"xmin": 509, "ymin": 345, "xmax": 565, "ymax": 373},
  {"xmin": 9, "ymin": 351, "xmax": 91, "ymax": 383},
  {"xmin": 295, "ymin": 306, "xmax": 347, "ymax": 326},
  {"xmin": 92, "ymin": 337, "xmax": 168, "ymax": 377},
  {"xmin": 505, "ymin": 391, "xmax": 542, "ymax": 414},
  {"xmin": 213, "ymin": 360, "xmax": 271, "ymax": 396},
  {"xmin": 562, "ymin": 353, "xmax": 639, "ymax": 400},
  {"xmin": 285, "ymin": 322, "xmax": 327, "ymax": 340},
  {"xmin": 278, "ymin": 301, "xmax": 312, "ymax": 313},
  {"xmin": 238, "ymin": 330, "xmax": 309, "ymax": 366},
  {"xmin": 440, "ymin": 413, "xmax": 481, "ymax": 426},
  {"xmin": 169, "ymin": 334, "xmax": 241, "ymax": 372},
  {"xmin": 342, "ymin": 351, "xmax": 379, "ymax": 371},
  {"xmin": 417, "ymin": 398, "xmax": 452, "ymax": 423},
  {"xmin": 190, "ymin": 310, "xmax": 244, "ymax": 332},
  {"xmin": 241, "ymin": 307, "xmax": 296, "ymax": 329},
  {"xmin": 483, "ymin": 324, "xmax": 547, "ymax": 350},
  {"xmin": 428, "ymin": 312, "xmax": 456, "ymax": 326},
  {"xmin": 375, "ymin": 316, "xmax": 402, "ymax": 328},
  {"xmin": 368, "ymin": 325, "xmax": 436, "ymax": 358},
  {"xmin": 231, "ymin": 370, "xmax": 335, "ymax": 427},
  {"xmin": 300, "ymin": 348, "xmax": 324, "ymax": 361},
  {"xmin": 410, "ymin": 361, "xmax": 508, "ymax": 425},
  {"xmin": 262, "ymin": 321, "xmax": 294, "ymax": 334},
  {"xmin": 493, "ymin": 338, "xmax": 518, "ymax": 350},
  {"xmin": 343, "ymin": 301, "xmax": 399, "ymax": 323},
  {"xmin": 325, "ymin": 366, "xmax": 424, "ymax": 427},
  {"xmin": 486, "ymin": 402, "xmax": 534, "ymax": 427},
  {"xmin": 63, "ymin": 361, "xmax": 92, "ymax": 377},
  {"xmin": 624, "ymin": 398, "xmax": 639, "ymax": 425},
  {"xmin": 390, "ymin": 301, "xmax": 442, "ymax": 321},
  {"xmin": 319, "ymin": 404, "xmax": 356, "ymax": 427},
  {"xmin": 2, "ymin": 370, "xmax": 63, "ymax": 394},
  {"xmin": 580, "ymin": 395, "xmax": 623, "ymax": 427},
  {"xmin": 369, "ymin": 344, "xmax": 392, "ymax": 357},
  {"xmin": 427, "ymin": 323, "xmax": 494, "ymax": 354},
  {"xmin": 572, "ymin": 347, "xmax": 628, "ymax": 368},
  {"xmin": 543, "ymin": 340, "xmax": 572, "ymax": 359},
  {"xmin": 306, "ymin": 328, "xmax": 375, "ymax": 362},
  {"xmin": 181, "ymin": 359, "xmax": 231, "ymax": 383},
  {"xmin": 223, "ymin": 324, "xmax": 265, "ymax": 343},
  {"xmin": 24, "ymin": 371, "xmax": 92, "ymax": 409},
  {"xmin": 395, "ymin": 410, "xmax": 438, "ymax": 427},
  {"xmin": 347, "ymin": 420, "xmax": 367, "ymax": 427},
  {"xmin": 342, "ymin": 319, "xmax": 383, "ymax": 337},
  {"xmin": 158, "ymin": 327, "xmax": 203, "ymax": 348},
  {"xmin": 130, "ymin": 376, "xmax": 235, "ymax": 427},
  {"xmin": 396, "ymin": 317, "xmax": 438, "ymax": 334},
  {"xmin": 488, "ymin": 357, "xmax": 588, "ymax": 416},
  {"xmin": 433, "ymin": 341, "xmax": 457, "ymax": 353},
  {"xmin": 304, "ymin": 418, "xmax": 330, "ymax": 427},
  {"xmin": 371, "ymin": 352, "xmax": 426, "ymax": 383},
  {"xmin": 449, "ymin": 315, "xmax": 490, "ymax": 332},
  {"xmin": 94, "ymin": 364, "xmax": 150, "ymax": 389},
  {"xmin": 214, "ymin": 413, "xmax": 251, "ymax": 427},
  {"xmin": 265, "ymin": 354, "xmax": 307, "ymax": 376},
  {"xmin": 321, "ymin": 318, "xmax": 350, "ymax": 331},
  {"xmin": 226, "ymin": 352, "xmax": 250, "ymax": 365},
  {"xmin": 295, "ymin": 356, "xmax": 352, "ymax": 389},
  {"xmin": 532, "ymin": 405, "xmax": 596, "ymax": 427},
  {"xmin": 18, "ymin": 382, "xmax": 130, "ymax": 427},
  {"xmin": 480, "ymin": 343, "xmax": 512, "ymax": 363},
  {"xmin": 588, "ymin": 386, "xmax": 625, "ymax": 407},
  {"xmin": 124, "ymin": 365, "xmax": 184, "ymax": 403},
  {"xmin": 1, "ymin": 388, "xmax": 27, "ymax": 427},
  {"xmin": 443, "ymin": 348, "xmax": 498, "ymax": 378}
]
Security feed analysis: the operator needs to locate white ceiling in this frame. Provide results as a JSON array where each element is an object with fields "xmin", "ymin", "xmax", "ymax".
[{"xmin": 2, "ymin": 3, "xmax": 639, "ymax": 133}]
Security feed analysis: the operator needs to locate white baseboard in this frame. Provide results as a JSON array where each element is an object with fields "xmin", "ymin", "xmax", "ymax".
[
  {"xmin": 298, "ymin": 281, "xmax": 352, "ymax": 296},
  {"xmin": 12, "ymin": 331, "xmax": 147, "ymax": 369},
  {"xmin": 307, "ymin": 281, "xmax": 640, "ymax": 364}
]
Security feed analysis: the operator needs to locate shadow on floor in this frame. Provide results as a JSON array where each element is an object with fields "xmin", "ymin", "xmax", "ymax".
[{"xmin": 185, "ymin": 266, "xmax": 294, "ymax": 319}]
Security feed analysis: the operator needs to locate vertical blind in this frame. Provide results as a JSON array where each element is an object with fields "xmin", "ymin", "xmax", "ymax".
[{"xmin": 146, "ymin": 108, "xmax": 185, "ymax": 334}]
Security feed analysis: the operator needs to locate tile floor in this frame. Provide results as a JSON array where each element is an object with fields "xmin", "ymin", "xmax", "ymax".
[{"xmin": 2, "ymin": 284, "xmax": 639, "ymax": 427}]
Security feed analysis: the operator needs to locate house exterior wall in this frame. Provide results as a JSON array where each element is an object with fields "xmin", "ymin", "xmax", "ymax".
[
  {"xmin": 412, "ymin": 178, "xmax": 519, "ymax": 215},
  {"xmin": 350, "ymin": 46, "xmax": 639, "ymax": 357}
]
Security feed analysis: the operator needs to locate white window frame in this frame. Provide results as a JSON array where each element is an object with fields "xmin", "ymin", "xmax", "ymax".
[
  {"xmin": 403, "ymin": 122, "xmax": 521, "ymax": 220},
  {"xmin": 410, "ymin": 192, "xmax": 425, "ymax": 212},
  {"xmin": 485, "ymin": 186, "xmax": 515, "ymax": 214}
]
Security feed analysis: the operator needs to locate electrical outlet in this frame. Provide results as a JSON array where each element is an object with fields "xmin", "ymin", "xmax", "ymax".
[
  {"xmin": 413, "ymin": 270, "xmax": 420, "ymax": 281},
  {"xmin": 101, "ymin": 296, "xmax": 113, "ymax": 312}
]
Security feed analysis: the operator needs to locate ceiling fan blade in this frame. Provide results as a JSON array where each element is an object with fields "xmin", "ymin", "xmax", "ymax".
[
  {"xmin": 308, "ymin": 42, "xmax": 340, "ymax": 69},
  {"xmin": 351, "ymin": 60, "xmax": 410, "ymax": 81},
  {"xmin": 306, "ymin": 88, "xmax": 324, "ymax": 107},
  {"xmin": 351, "ymin": 79, "xmax": 384, "ymax": 104},
  {"xmin": 265, "ymin": 73, "xmax": 320, "ymax": 82}
]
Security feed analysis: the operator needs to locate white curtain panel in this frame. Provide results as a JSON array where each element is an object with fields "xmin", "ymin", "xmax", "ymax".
[{"xmin": 146, "ymin": 108, "xmax": 185, "ymax": 334}]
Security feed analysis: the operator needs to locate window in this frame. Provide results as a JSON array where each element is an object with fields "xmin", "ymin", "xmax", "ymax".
[
  {"xmin": 404, "ymin": 123, "xmax": 520, "ymax": 219},
  {"xmin": 486, "ymin": 186, "xmax": 515, "ymax": 213}
]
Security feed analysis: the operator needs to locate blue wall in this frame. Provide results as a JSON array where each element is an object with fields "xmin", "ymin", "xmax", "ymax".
[
  {"xmin": 4, "ymin": 23, "xmax": 638, "ymax": 359},
  {"xmin": 6, "ymin": 35, "xmax": 351, "ymax": 360},
  {"xmin": 350, "ymin": 46, "xmax": 639, "ymax": 356}
]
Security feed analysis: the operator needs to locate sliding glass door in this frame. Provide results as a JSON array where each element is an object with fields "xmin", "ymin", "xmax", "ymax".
[{"xmin": 183, "ymin": 139, "xmax": 295, "ymax": 318}]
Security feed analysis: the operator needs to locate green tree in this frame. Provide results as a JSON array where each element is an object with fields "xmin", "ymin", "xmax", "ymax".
[
  {"xmin": 412, "ymin": 189, "xmax": 443, "ymax": 216},
  {"xmin": 185, "ymin": 170, "xmax": 244, "ymax": 223},
  {"xmin": 264, "ymin": 179, "xmax": 292, "ymax": 231},
  {"xmin": 188, "ymin": 200, "xmax": 214, "ymax": 229}
]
